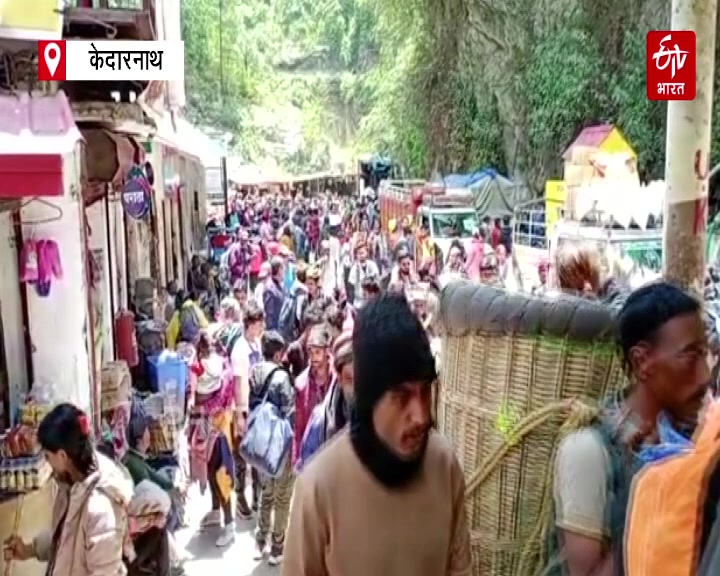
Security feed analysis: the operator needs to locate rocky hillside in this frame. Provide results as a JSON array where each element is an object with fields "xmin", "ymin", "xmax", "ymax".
[{"xmin": 182, "ymin": 0, "xmax": 720, "ymax": 188}]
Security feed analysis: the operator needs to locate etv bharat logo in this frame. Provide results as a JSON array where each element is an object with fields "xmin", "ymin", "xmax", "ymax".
[
  {"xmin": 646, "ymin": 30, "xmax": 696, "ymax": 101},
  {"xmin": 652, "ymin": 34, "xmax": 689, "ymax": 79}
]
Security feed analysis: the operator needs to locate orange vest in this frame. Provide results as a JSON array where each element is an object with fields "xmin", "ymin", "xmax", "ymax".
[{"xmin": 625, "ymin": 401, "xmax": 720, "ymax": 576}]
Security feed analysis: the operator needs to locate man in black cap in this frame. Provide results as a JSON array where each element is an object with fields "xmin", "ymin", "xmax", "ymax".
[{"xmin": 282, "ymin": 293, "xmax": 471, "ymax": 576}]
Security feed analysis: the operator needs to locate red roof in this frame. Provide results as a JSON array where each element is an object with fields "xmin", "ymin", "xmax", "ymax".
[
  {"xmin": 562, "ymin": 124, "xmax": 615, "ymax": 160},
  {"xmin": 0, "ymin": 91, "xmax": 81, "ymax": 155}
]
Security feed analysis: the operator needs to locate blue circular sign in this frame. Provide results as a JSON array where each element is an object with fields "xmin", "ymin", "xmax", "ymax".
[{"xmin": 122, "ymin": 176, "xmax": 150, "ymax": 220}]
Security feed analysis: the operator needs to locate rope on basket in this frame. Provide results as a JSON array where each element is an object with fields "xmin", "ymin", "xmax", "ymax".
[
  {"xmin": 462, "ymin": 398, "xmax": 598, "ymax": 576},
  {"xmin": 4, "ymin": 494, "xmax": 25, "ymax": 576},
  {"xmin": 464, "ymin": 399, "xmax": 598, "ymax": 497},
  {"xmin": 518, "ymin": 402, "xmax": 600, "ymax": 576}
]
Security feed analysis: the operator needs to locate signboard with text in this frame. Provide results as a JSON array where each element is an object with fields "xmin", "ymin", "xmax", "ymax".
[
  {"xmin": 121, "ymin": 166, "xmax": 151, "ymax": 220},
  {"xmin": 37, "ymin": 40, "xmax": 184, "ymax": 82}
]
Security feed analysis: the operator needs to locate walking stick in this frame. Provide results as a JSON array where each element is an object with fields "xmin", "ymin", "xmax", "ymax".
[{"xmin": 4, "ymin": 494, "xmax": 25, "ymax": 576}]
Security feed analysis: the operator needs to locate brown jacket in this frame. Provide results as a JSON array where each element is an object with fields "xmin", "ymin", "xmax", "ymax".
[{"xmin": 33, "ymin": 453, "xmax": 134, "ymax": 576}]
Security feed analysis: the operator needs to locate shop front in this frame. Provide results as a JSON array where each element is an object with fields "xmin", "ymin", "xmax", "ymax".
[
  {"xmin": 0, "ymin": 92, "xmax": 94, "ymax": 576},
  {"xmin": 81, "ymin": 126, "xmax": 149, "ymax": 367},
  {"xmin": 149, "ymin": 109, "xmax": 208, "ymax": 290},
  {"xmin": 0, "ymin": 91, "xmax": 94, "ymax": 418}
]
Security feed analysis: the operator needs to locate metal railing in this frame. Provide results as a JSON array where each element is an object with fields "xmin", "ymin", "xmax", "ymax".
[{"xmin": 514, "ymin": 208, "xmax": 548, "ymax": 249}]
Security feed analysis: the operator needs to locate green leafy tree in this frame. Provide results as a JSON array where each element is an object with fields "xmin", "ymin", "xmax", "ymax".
[
  {"xmin": 181, "ymin": 0, "xmax": 263, "ymax": 145},
  {"xmin": 179, "ymin": 0, "xmax": 720, "ymax": 185},
  {"xmin": 610, "ymin": 31, "xmax": 666, "ymax": 180},
  {"xmin": 523, "ymin": 24, "xmax": 607, "ymax": 187}
]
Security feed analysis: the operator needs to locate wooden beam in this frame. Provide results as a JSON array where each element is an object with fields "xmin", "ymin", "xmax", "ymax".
[
  {"xmin": 64, "ymin": 8, "xmax": 156, "ymax": 41},
  {"xmin": 65, "ymin": 7, "xmax": 137, "ymax": 26}
]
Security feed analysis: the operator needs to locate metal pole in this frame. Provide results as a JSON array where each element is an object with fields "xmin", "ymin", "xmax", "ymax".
[
  {"xmin": 663, "ymin": 0, "xmax": 717, "ymax": 297},
  {"xmin": 221, "ymin": 156, "xmax": 229, "ymax": 220}
]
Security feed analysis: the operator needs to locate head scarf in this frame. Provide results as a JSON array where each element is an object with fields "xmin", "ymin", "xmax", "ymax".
[
  {"xmin": 220, "ymin": 297, "xmax": 241, "ymax": 322},
  {"xmin": 350, "ymin": 293, "xmax": 436, "ymax": 488},
  {"xmin": 308, "ymin": 323, "xmax": 332, "ymax": 349},
  {"xmin": 333, "ymin": 330, "xmax": 353, "ymax": 371}
]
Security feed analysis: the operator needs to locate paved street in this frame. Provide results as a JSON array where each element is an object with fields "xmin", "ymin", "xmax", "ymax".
[{"xmin": 174, "ymin": 484, "xmax": 275, "ymax": 576}]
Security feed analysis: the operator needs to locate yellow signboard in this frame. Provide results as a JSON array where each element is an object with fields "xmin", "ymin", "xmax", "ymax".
[
  {"xmin": 545, "ymin": 180, "xmax": 567, "ymax": 236},
  {"xmin": 0, "ymin": 0, "xmax": 63, "ymax": 41}
]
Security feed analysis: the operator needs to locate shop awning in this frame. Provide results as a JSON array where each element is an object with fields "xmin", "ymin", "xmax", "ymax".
[
  {"xmin": 228, "ymin": 163, "xmax": 287, "ymax": 187},
  {"xmin": 0, "ymin": 92, "xmax": 82, "ymax": 198},
  {"xmin": 81, "ymin": 128, "xmax": 145, "ymax": 206}
]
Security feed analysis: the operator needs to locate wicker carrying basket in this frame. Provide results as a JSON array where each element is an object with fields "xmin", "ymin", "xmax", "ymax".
[{"xmin": 437, "ymin": 282, "xmax": 626, "ymax": 576}]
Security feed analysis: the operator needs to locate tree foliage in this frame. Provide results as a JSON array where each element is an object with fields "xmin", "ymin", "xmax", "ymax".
[
  {"xmin": 181, "ymin": 0, "xmax": 720, "ymax": 185},
  {"xmin": 359, "ymin": 0, "xmax": 720, "ymax": 190},
  {"xmin": 524, "ymin": 26, "xmax": 606, "ymax": 182},
  {"xmin": 182, "ymin": 0, "xmax": 378, "ymax": 172},
  {"xmin": 181, "ymin": 0, "xmax": 264, "ymax": 152}
]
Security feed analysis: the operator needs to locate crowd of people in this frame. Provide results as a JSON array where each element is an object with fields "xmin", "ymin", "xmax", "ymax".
[
  {"xmin": 0, "ymin": 187, "xmax": 463, "ymax": 576},
  {"xmin": 6, "ymin": 185, "xmax": 720, "ymax": 576},
  {"xmin": 176, "ymin": 188, "xmax": 457, "ymax": 565}
]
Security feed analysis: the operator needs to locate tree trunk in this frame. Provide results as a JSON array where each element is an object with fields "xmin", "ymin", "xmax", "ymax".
[{"xmin": 663, "ymin": 0, "xmax": 717, "ymax": 297}]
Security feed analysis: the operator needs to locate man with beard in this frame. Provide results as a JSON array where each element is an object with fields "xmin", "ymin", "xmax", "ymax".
[
  {"xmin": 282, "ymin": 293, "xmax": 471, "ymax": 576},
  {"xmin": 293, "ymin": 324, "xmax": 333, "ymax": 463},
  {"xmin": 295, "ymin": 329, "xmax": 354, "ymax": 471},
  {"xmin": 326, "ymin": 329, "xmax": 354, "ymax": 437},
  {"xmin": 284, "ymin": 301, "xmax": 325, "ymax": 379},
  {"xmin": 390, "ymin": 247, "xmax": 416, "ymax": 288},
  {"xmin": 348, "ymin": 242, "xmax": 379, "ymax": 309},
  {"xmin": 550, "ymin": 282, "xmax": 710, "ymax": 576}
]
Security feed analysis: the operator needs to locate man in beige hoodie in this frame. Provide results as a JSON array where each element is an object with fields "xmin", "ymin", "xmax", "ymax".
[{"xmin": 283, "ymin": 293, "xmax": 471, "ymax": 576}]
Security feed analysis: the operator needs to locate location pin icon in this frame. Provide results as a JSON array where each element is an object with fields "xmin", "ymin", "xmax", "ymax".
[{"xmin": 44, "ymin": 43, "xmax": 61, "ymax": 78}]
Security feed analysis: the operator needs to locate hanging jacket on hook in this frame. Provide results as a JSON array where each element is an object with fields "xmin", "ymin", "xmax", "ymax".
[{"xmin": 35, "ymin": 239, "xmax": 63, "ymax": 297}]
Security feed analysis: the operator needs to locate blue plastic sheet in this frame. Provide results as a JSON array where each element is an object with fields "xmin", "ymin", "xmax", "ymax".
[{"xmin": 436, "ymin": 169, "xmax": 500, "ymax": 189}]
